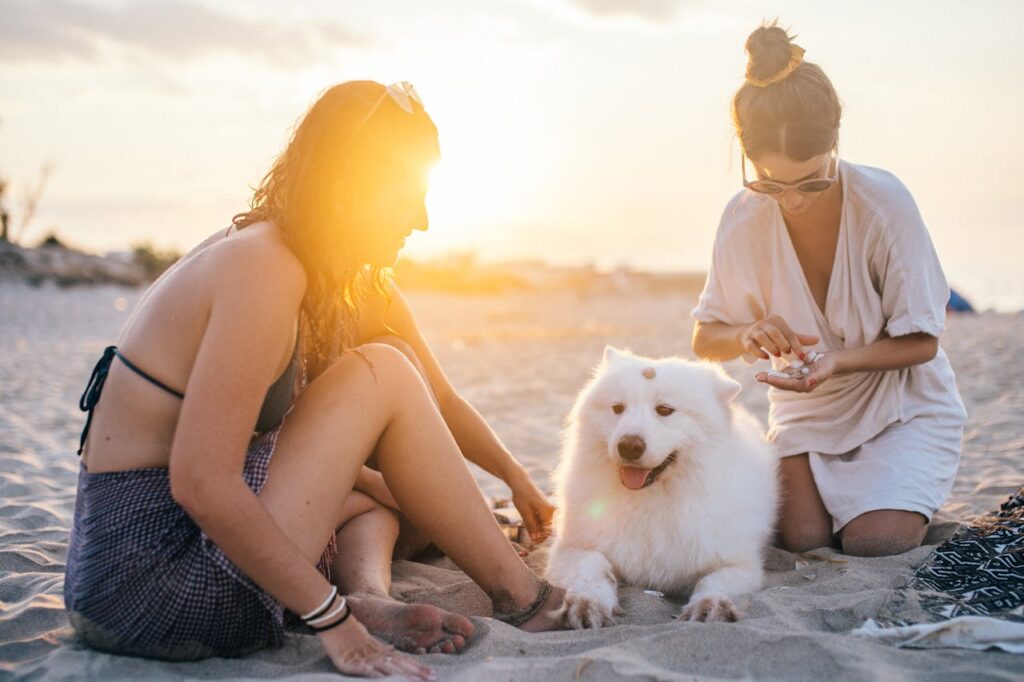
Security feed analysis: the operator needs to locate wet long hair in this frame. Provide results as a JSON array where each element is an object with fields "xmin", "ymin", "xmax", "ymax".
[
  {"xmin": 732, "ymin": 22, "xmax": 842, "ymax": 161},
  {"xmin": 233, "ymin": 81, "xmax": 439, "ymax": 378}
]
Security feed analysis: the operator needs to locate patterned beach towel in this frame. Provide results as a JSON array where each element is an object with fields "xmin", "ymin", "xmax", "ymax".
[{"xmin": 853, "ymin": 486, "xmax": 1024, "ymax": 652}]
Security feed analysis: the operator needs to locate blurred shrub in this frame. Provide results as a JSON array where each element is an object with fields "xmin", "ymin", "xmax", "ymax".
[
  {"xmin": 132, "ymin": 242, "xmax": 182, "ymax": 281},
  {"xmin": 36, "ymin": 231, "xmax": 67, "ymax": 248}
]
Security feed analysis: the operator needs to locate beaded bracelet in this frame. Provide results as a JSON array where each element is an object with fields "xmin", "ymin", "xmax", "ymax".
[
  {"xmin": 308, "ymin": 601, "xmax": 352, "ymax": 633},
  {"xmin": 300, "ymin": 585, "xmax": 338, "ymax": 622},
  {"xmin": 307, "ymin": 596, "xmax": 348, "ymax": 628}
]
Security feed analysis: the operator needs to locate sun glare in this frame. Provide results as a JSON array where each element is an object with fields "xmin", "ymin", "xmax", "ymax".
[
  {"xmin": 426, "ymin": 145, "xmax": 509, "ymax": 241},
  {"xmin": 422, "ymin": 105, "xmax": 547, "ymax": 257}
]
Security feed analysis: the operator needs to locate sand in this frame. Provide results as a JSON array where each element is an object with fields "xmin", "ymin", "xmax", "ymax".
[{"xmin": 2, "ymin": 282, "xmax": 1023, "ymax": 680}]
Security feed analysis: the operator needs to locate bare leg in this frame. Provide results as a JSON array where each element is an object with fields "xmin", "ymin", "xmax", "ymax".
[
  {"xmin": 331, "ymin": 492, "xmax": 400, "ymax": 598},
  {"xmin": 331, "ymin": 334, "xmax": 544, "ymax": 649},
  {"xmin": 331, "ymin": 506, "xmax": 467, "ymax": 654},
  {"xmin": 348, "ymin": 334, "xmax": 436, "ymax": 564},
  {"xmin": 776, "ymin": 454, "xmax": 835, "ymax": 552},
  {"xmin": 394, "ymin": 516, "xmax": 434, "ymax": 561},
  {"xmin": 840, "ymin": 510, "xmax": 927, "ymax": 556},
  {"xmin": 327, "ymin": 493, "xmax": 470, "ymax": 653},
  {"xmin": 259, "ymin": 343, "xmax": 562, "ymax": 640}
]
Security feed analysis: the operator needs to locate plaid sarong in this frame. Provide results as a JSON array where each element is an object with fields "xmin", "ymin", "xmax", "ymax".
[{"xmin": 64, "ymin": 426, "xmax": 338, "ymax": 660}]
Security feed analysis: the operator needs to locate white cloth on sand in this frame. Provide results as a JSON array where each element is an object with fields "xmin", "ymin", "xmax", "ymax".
[
  {"xmin": 852, "ymin": 616, "xmax": 1024, "ymax": 654},
  {"xmin": 692, "ymin": 161, "xmax": 967, "ymax": 459}
]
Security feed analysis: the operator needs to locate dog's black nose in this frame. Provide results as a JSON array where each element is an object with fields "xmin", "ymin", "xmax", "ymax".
[{"xmin": 617, "ymin": 435, "xmax": 646, "ymax": 461}]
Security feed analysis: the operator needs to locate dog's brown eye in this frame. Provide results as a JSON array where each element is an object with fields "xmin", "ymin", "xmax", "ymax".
[
  {"xmin": 655, "ymin": 405, "xmax": 675, "ymax": 417},
  {"xmin": 612, "ymin": 403, "xmax": 625, "ymax": 415}
]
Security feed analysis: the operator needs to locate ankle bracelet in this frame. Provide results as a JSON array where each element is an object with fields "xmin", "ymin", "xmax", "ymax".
[{"xmin": 495, "ymin": 580, "xmax": 552, "ymax": 627}]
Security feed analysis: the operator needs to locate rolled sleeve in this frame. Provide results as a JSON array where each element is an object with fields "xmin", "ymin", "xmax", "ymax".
[
  {"xmin": 691, "ymin": 201, "xmax": 761, "ymax": 326},
  {"xmin": 877, "ymin": 189, "xmax": 949, "ymax": 338},
  {"xmin": 691, "ymin": 252, "xmax": 736, "ymax": 324}
]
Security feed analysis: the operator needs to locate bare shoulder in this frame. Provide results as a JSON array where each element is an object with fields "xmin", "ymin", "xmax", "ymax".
[{"xmin": 200, "ymin": 224, "xmax": 307, "ymax": 309}]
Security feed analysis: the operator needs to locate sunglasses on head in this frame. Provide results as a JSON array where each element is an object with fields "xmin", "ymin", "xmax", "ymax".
[
  {"xmin": 741, "ymin": 149, "xmax": 838, "ymax": 195},
  {"xmin": 353, "ymin": 81, "xmax": 422, "ymax": 133}
]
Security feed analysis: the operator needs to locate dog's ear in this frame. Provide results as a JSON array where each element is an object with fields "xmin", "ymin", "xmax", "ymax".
[
  {"xmin": 715, "ymin": 373, "xmax": 742, "ymax": 403},
  {"xmin": 602, "ymin": 346, "xmax": 630, "ymax": 365}
]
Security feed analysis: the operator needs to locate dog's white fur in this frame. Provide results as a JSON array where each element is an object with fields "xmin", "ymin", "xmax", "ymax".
[{"xmin": 546, "ymin": 347, "xmax": 778, "ymax": 628}]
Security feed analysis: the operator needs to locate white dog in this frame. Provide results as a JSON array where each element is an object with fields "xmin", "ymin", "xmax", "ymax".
[{"xmin": 546, "ymin": 347, "xmax": 778, "ymax": 627}]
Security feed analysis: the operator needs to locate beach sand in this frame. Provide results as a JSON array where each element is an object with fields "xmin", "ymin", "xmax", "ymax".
[{"xmin": 1, "ymin": 283, "xmax": 1022, "ymax": 680}]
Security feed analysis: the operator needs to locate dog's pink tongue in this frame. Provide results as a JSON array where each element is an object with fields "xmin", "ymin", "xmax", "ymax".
[{"xmin": 619, "ymin": 466, "xmax": 651, "ymax": 490}]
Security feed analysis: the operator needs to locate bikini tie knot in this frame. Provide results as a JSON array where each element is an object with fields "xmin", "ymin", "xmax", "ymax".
[{"xmin": 77, "ymin": 345, "xmax": 117, "ymax": 455}]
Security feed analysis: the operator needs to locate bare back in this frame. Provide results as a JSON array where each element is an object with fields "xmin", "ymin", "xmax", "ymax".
[{"xmin": 82, "ymin": 223, "xmax": 301, "ymax": 473}]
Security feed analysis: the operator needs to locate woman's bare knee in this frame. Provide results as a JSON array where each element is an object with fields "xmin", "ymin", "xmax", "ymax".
[
  {"xmin": 840, "ymin": 510, "xmax": 926, "ymax": 557},
  {"xmin": 776, "ymin": 454, "xmax": 834, "ymax": 553},
  {"xmin": 778, "ymin": 524, "xmax": 834, "ymax": 553},
  {"xmin": 841, "ymin": 532, "xmax": 921, "ymax": 557},
  {"xmin": 366, "ymin": 335, "xmax": 416, "ymax": 362},
  {"xmin": 326, "ymin": 342, "xmax": 425, "ymax": 394},
  {"xmin": 363, "ymin": 335, "xmax": 436, "ymax": 404}
]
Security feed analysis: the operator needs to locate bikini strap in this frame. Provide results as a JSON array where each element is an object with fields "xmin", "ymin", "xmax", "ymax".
[
  {"xmin": 111, "ymin": 348, "xmax": 185, "ymax": 400},
  {"xmin": 76, "ymin": 346, "xmax": 185, "ymax": 456}
]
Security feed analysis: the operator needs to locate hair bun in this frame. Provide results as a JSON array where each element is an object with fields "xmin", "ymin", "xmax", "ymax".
[{"xmin": 745, "ymin": 23, "xmax": 796, "ymax": 84}]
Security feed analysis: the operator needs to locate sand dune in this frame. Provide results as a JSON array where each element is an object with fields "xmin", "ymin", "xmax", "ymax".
[{"xmin": 1, "ymin": 283, "xmax": 1022, "ymax": 680}]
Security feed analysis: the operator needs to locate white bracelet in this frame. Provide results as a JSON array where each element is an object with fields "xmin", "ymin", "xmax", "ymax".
[
  {"xmin": 300, "ymin": 585, "xmax": 337, "ymax": 621},
  {"xmin": 307, "ymin": 596, "xmax": 348, "ymax": 627}
]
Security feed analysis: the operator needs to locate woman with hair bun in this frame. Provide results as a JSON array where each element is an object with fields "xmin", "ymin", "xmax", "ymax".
[
  {"xmin": 65, "ymin": 81, "xmax": 564, "ymax": 678},
  {"xmin": 691, "ymin": 24, "xmax": 967, "ymax": 557}
]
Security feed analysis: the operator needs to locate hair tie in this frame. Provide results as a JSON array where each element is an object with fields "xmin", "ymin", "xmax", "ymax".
[{"xmin": 747, "ymin": 44, "xmax": 805, "ymax": 88}]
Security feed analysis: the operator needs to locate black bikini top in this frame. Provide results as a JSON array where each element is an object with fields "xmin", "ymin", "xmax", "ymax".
[{"xmin": 77, "ymin": 341, "xmax": 300, "ymax": 455}]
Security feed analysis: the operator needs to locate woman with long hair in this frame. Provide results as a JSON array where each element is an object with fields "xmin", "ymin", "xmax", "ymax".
[
  {"xmin": 65, "ymin": 81, "xmax": 564, "ymax": 678},
  {"xmin": 692, "ymin": 25, "xmax": 966, "ymax": 557}
]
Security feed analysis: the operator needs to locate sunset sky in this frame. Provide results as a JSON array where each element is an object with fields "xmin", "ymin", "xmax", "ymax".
[{"xmin": 2, "ymin": 0, "xmax": 1022, "ymax": 308}]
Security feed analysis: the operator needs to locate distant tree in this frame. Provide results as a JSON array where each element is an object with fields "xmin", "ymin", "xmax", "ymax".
[
  {"xmin": 132, "ymin": 242, "xmax": 182, "ymax": 280},
  {"xmin": 12, "ymin": 162, "xmax": 55, "ymax": 245},
  {"xmin": 0, "ymin": 114, "xmax": 7, "ymax": 243},
  {"xmin": 0, "ymin": 177, "xmax": 9, "ymax": 243},
  {"xmin": 36, "ymin": 231, "xmax": 67, "ymax": 248}
]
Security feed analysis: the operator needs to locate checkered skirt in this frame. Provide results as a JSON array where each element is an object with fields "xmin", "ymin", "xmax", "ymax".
[{"xmin": 64, "ymin": 426, "xmax": 338, "ymax": 661}]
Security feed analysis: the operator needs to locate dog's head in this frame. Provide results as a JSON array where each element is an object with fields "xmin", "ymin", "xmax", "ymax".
[{"xmin": 572, "ymin": 346, "xmax": 741, "ymax": 491}]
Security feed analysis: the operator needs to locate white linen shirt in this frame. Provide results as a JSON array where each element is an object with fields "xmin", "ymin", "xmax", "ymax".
[{"xmin": 692, "ymin": 161, "xmax": 967, "ymax": 457}]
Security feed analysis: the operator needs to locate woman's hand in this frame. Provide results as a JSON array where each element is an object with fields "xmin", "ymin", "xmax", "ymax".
[
  {"xmin": 510, "ymin": 471, "xmax": 556, "ymax": 544},
  {"xmin": 739, "ymin": 316, "xmax": 819, "ymax": 360},
  {"xmin": 319, "ymin": 615, "xmax": 436, "ymax": 680},
  {"xmin": 756, "ymin": 352, "xmax": 839, "ymax": 393}
]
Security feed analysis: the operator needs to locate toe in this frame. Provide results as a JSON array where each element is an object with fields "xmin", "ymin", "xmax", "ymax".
[{"xmin": 445, "ymin": 614, "xmax": 475, "ymax": 638}]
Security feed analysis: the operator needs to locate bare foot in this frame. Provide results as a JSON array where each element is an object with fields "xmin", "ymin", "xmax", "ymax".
[
  {"xmin": 346, "ymin": 594, "xmax": 475, "ymax": 654},
  {"xmin": 517, "ymin": 583, "xmax": 567, "ymax": 633}
]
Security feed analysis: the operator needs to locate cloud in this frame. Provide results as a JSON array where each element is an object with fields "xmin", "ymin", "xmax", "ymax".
[
  {"xmin": 0, "ymin": 0, "xmax": 370, "ymax": 67},
  {"xmin": 569, "ymin": 0, "xmax": 690, "ymax": 22}
]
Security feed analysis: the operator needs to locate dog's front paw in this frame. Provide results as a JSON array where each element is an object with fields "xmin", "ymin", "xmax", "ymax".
[
  {"xmin": 678, "ymin": 593, "xmax": 741, "ymax": 622},
  {"xmin": 556, "ymin": 591, "xmax": 614, "ymax": 629}
]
